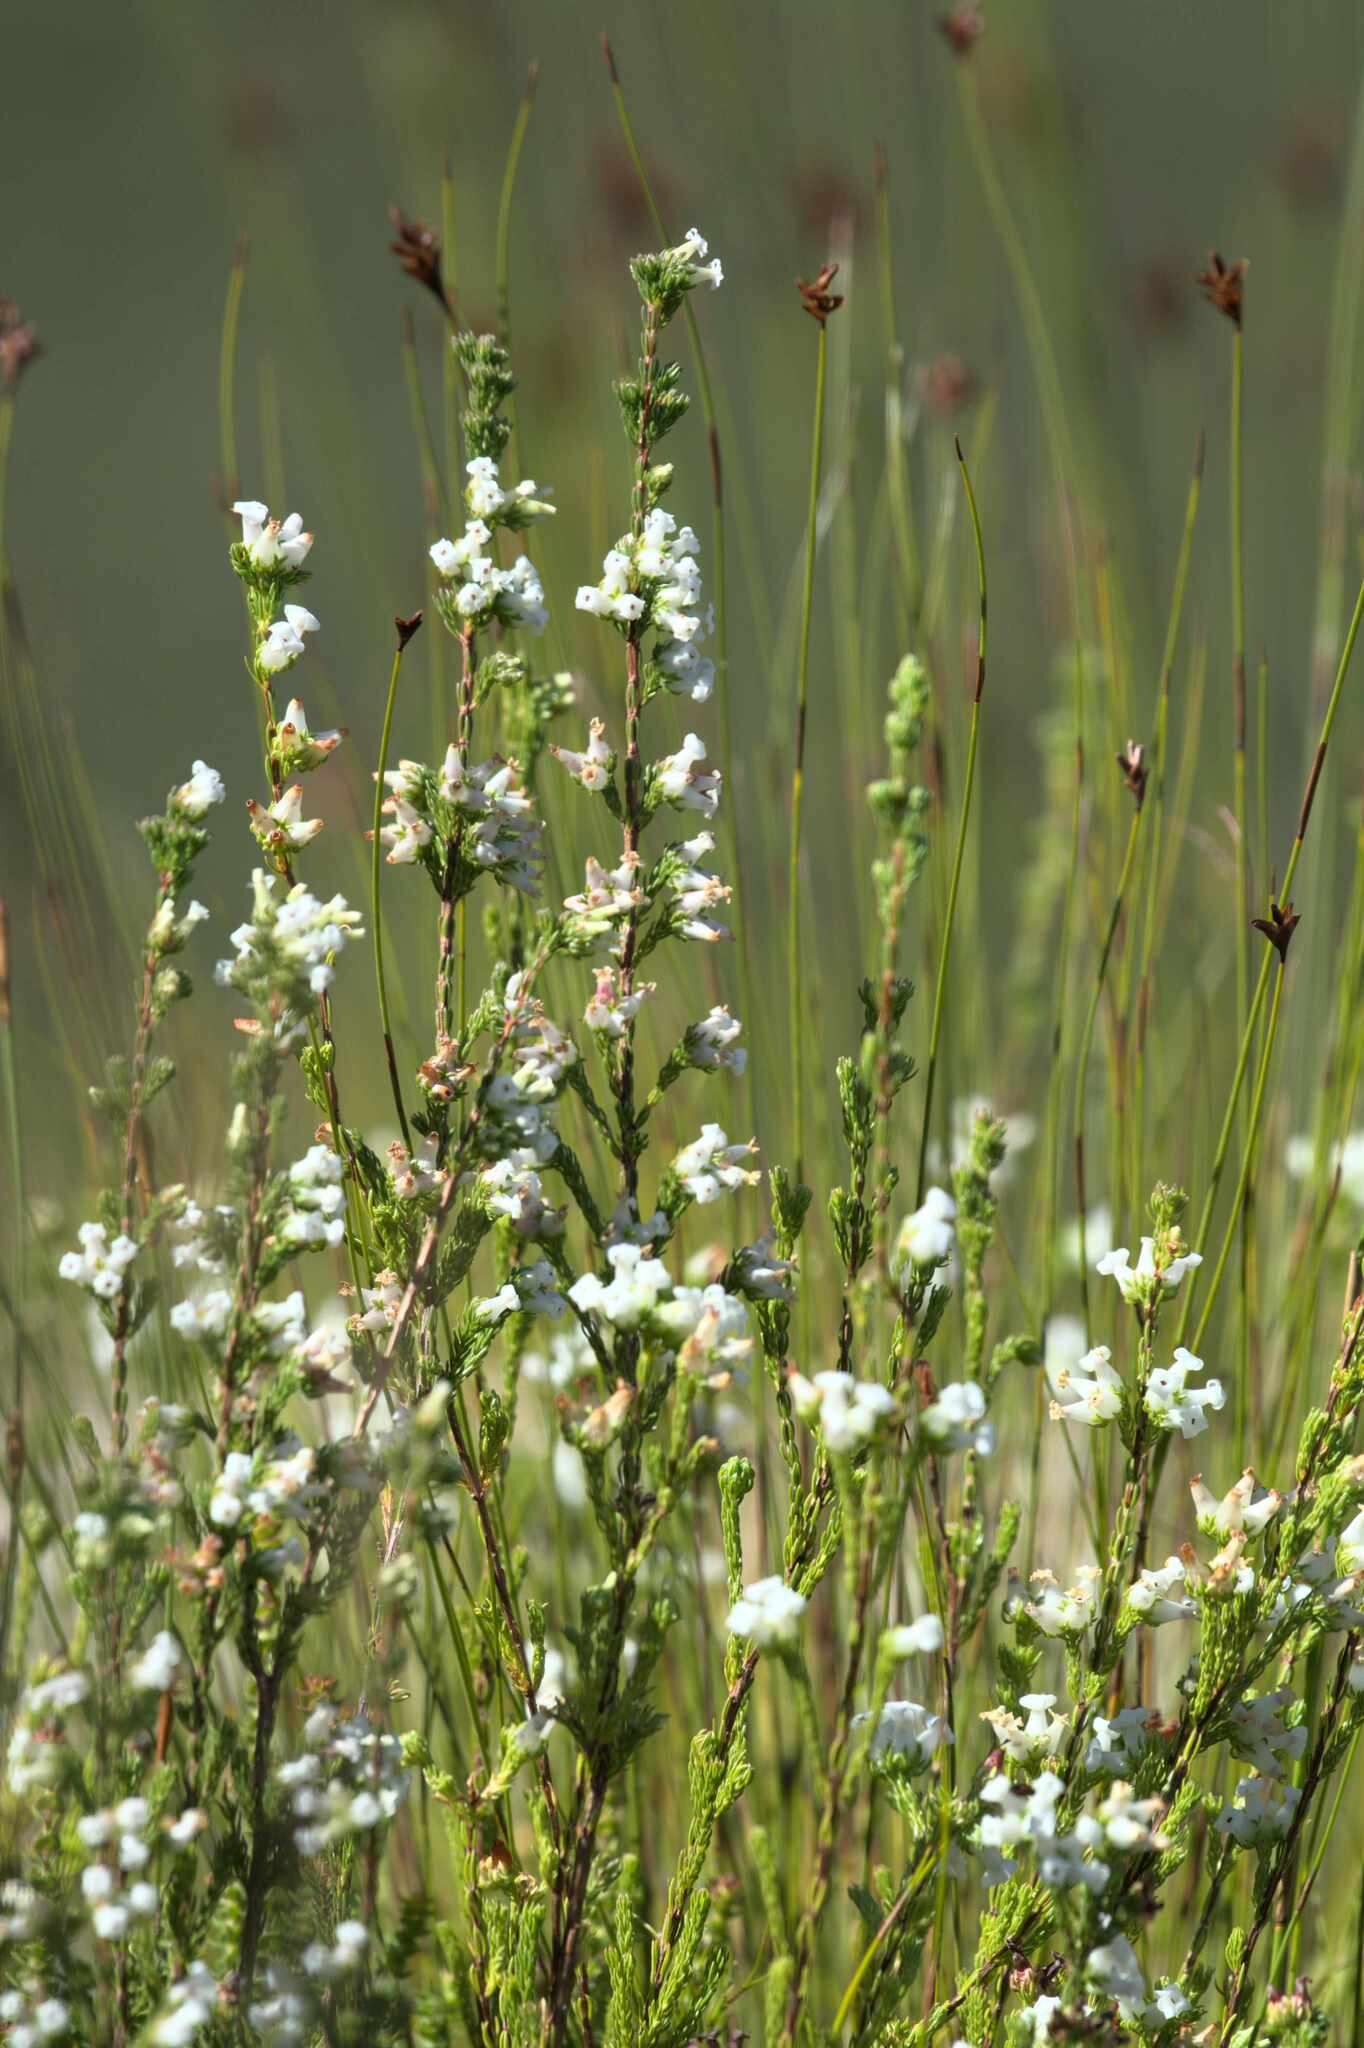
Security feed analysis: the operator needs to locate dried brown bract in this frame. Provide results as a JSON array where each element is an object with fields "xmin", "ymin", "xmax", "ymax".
[
  {"xmin": 938, "ymin": 5, "xmax": 984, "ymax": 57},
  {"xmin": 796, "ymin": 263, "xmax": 844, "ymax": 326},
  {"xmin": 395, "ymin": 610, "xmax": 424, "ymax": 650},
  {"xmin": 1252, "ymin": 899, "xmax": 1300, "ymax": 961},
  {"xmin": 1117, "ymin": 740, "xmax": 1148, "ymax": 807},
  {"xmin": 388, "ymin": 207, "xmax": 447, "ymax": 310},
  {"xmin": 1196, "ymin": 250, "xmax": 1247, "ymax": 327}
]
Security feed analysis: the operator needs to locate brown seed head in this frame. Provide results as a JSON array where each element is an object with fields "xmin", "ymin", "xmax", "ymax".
[
  {"xmin": 395, "ymin": 610, "xmax": 424, "ymax": 650},
  {"xmin": 1251, "ymin": 898, "xmax": 1300, "ymax": 962},
  {"xmin": 796, "ymin": 263, "xmax": 844, "ymax": 325},
  {"xmin": 388, "ymin": 208, "xmax": 446, "ymax": 309},
  {"xmin": 938, "ymin": 5, "xmax": 984, "ymax": 56},
  {"xmin": 1196, "ymin": 250, "xmax": 1247, "ymax": 327}
]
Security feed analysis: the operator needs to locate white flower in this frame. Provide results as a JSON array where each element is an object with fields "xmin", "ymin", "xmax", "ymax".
[
  {"xmin": 473, "ymin": 1283, "xmax": 521, "ymax": 1323},
  {"xmin": 233, "ymin": 500, "xmax": 313, "ymax": 570},
  {"xmin": 251, "ymin": 784, "xmax": 323, "ymax": 849},
  {"xmin": 1227, "ymin": 1689, "xmax": 1308, "ymax": 1777},
  {"xmin": 981, "ymin": 1692, "xmax": 1068, "ymax": 1763},
  {"xmin": 885, "ymin": 1614, "xmax": 944, "ymax": 1657},
  {"xmin": 725, "ymin": 1576, "xmax": 806, "ymax": 1649},
  {"xmin": 1127, "ymin": 1555, "xmax": 1197, "ymax": 1625},
  {"xmin": 380, "ymin": 797, "xmax": 432, "ymax": 865},
  {"xmin": 1097, "ymin": 1234, "xmax": 1202, "ymax": 1304},
  {"xmin": 130, "ymin": 1631, "xmax": 183, "ymax": 1694},
  {"xmin": 655, "ymin": 733, "xmax": 720, "ymax": 816},
  {"xmin": 854, "ymin": 1699, "xmax": 950, "ymax": 1771},
  {"xmin": 789, "ymin": 1369, "xmax": 896, "ymax": 1453},
  {"xmin": 1191, "ymin": 1469, "xmax": 1282, "ymax": 1540},
  {"xmin": 687, "ymin": 1005, "xmax": 745, "ymax": 1073},
  {"xmin": 585, "ymin": 968, "xmax": 654, "ymax": 1037},
  {"xmin": 1048, "ymin": 1344, "xmax": 1122, "ymax": 1427},
  {"xmin": 258, "ymin": 604, "xmax": 320, "ymax": 676},
  {"xmin": 1026, "ymin": 1566, "xmax": 1100, "ymax": 1638},
  {"xmin": 1216, "ymin": 1774, "xmax": 1300, "ymax": 1847},
  {"xmin": 920, "ymin": 1380, "xmax": 992, "ymax": 1455},
  {"xmin": 1086, "ymin": 1934, "xmax": 1147, "ymax": 2012},
  {"xmin": 551, "ymin": 719, "xmax": 611, "ymax": 791},
  {"xmin": 1338, "ymin": 1506, "xmax": 1364, "ymax": 1575},
  {"xmin": 58, "ymin": 1221, "xmax": 139, "ymax": 1300},
  {"xmin": 170, "ymin": 1290, "xmax": 234, "ymax": 1342},
  {"xmin": 895, "ymin": 1187, "xmax": 956, "ymax": 1273},
  {"xmin": 668, "ymin": 227, "xmax": 724, "ymax": 289},
  {"xmin": 568, "ymin": 1243, "xmax": 672, "ymax": 1329},
  {"xmin": 172, "ymin": 760, "xmax": 226, "ymax": 818},
  {"xmin": 673, "ymin": 1124, "xmax": 760, "ymax": 1205},
  {"xmin": 1144, "ymin": 1348, "xmax": 1224, "ymax": 1439}
]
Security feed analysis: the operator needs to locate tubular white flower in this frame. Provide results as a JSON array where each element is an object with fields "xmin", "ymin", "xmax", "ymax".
[
  {"xmin": 1048, "ymin": 1343, "xmax": 1122, "ymax": 1427},
  {"xmin": 725, "ymin": 1575, "xmax": 805, "ymax": 1649},
  {"xmin": 1144, "ymin": 1348, "xmax": 1225, "ymax": 1438},
  {"xmin": 172, "ymin": 759, "xmax": 226, "ymax": 819}
]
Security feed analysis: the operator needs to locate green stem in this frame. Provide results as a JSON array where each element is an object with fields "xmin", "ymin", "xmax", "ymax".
[
  {"xmin": 372, "ymin": 637, "xmax": 414, "ymax": 1149},
  {"xmin": 1072, "ymin": 799, "xmax": 1144, "ymax": 1339},
  {"xmin": 787, "ymin": 320, "xmax": 828, "ymax": 1181},
  {"xmin": 494, "ymin": 62, "xmax": 538, "ymax": 483},
  {"xmin": 916, "ymin": 440, "xmax": 987, "ymax": 1205},
  {"xmin": 1177, "ymin": 568, "xmax": 1364, "ymax": 1343},
  {"xmin": 217, "ymin": 236, "xmax": 247, "ymax": 514},
  {"xmin": 1191, "ymin": 959, "xmax": 1288, "ymax": 1357}
]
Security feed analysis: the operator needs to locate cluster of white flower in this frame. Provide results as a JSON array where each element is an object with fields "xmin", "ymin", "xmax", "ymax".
[
  {"xmin": 789, "ymin": 1369, "xmax": 897, "ymax": 1453},
  {"xmin": 1048, "ymin": 1343, "xmax": 1122, "ymax": 1427},
  {"xmin": 1026, "ymin": 1565, "xmax": 1101, "ymax": 1638},
  {"xmin": 687, "ymin": 1005, "xmax": 746, "ymax": 1073},
  {"xmin": 1216, "ymin": 1773, "xmax": 1300, "ymax": 1847},
  {"xmin": 218, "ymin": 869, "xmax": 364, "ymax": 1007},
  {"xmin": 576, "ymin": 510, "xmax": 717, "ymax": 702},
  {"xmin": 147, "ymin": 895, "xmax": 209, "ymax": 956},
  {"xmin": 258, "ymin": 603, "xmax": 320, "ymax": 677},
  {"xmin": 77, "ymin": 1795, "xmax": 204, "ymax": 1944},
  {"xmin": 276, "ymin": 1704, "xmax": 410, "ymax": 1856},
  {"xmin": 584, "ymin": 966, "xmax": 654, "ymax": 1037},
  {"xmin": 149, "ymin": 1964, "xmax": 220, "ymax": 2046},
  {"xmin": 1144, "ymin": 1347, "xmax": 1224, "ymax": 1438},
  {"xmin": 895, "ymin": 1186, "xmax": 956, "ymax": 1278},
  {"xmin": 668, "ymin": 832, "xmax": 731, "ymax": 942},
  {"xmin": 6, "ymin": 1669, "xmax": 89, "ymax": 1796},
  {"xmin": 921, "ymin": 1379, "xmax": 992, "ymax": 1455},
  {"xmin": 1126, "ymin": 1555, "xmax": 1197, "ymax": 1625},
  {"xmin": 285, "ymin": 1143, "xmax": 347, "ymax": 1243},
  {"xmin": 981, "ymin": 1692, "xmax": 1068, "ymax": 1764},
  {"xmin": 672, "ymin": 1124, "xmax": 759, "ymax": 1205},
  {"xmin": 428, "ymin": 458, "xmax": 553, "ymax": 633},
  {"xmin": 725, "ymin": 1576, "xmax": 806, "ymax": 1649},
  {"xmin": 562, "ymin": 851, "xmax": 647, "ymax": 949},
  {"xmin": 58, "ymin": 1221, "xmax": 138, "ymax": 1302},
  {"xmin": 171, "ymin": 760, "xmax": 227, "ymax": 820},
  {"xmin": 233, "ymin": 500, "xmax": 313, "ymax": 572},
  {"xmin": 381, "ymin": 749, "xmax": 544, "ymax": 892},
  {"xmin": 1096, "ymin": 1233, "xmax": 1202, "ymax": 1305},
  {"xmin": 0, "ymin": 1992, "xmax": 71, "ymax": 2044},
  {"xmin": 856, "ymin": 1700, "xmax": 951, "ymax": 1773}
]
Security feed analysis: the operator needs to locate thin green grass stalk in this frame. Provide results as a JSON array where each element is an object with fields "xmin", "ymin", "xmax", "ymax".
[
  {"xmin": 787, "ymin": 316, "xmax": 829, "ymax": 1182},
  {"xmin": 217, "ymin": 234, "xmax": 247, "ymax": 514},
  {"xmin": 1072, "ymin": 794, "xmax": 1144, "ymax": 1340},
  {"xmin": 1190, "ymin": 958, "xmax": 1288, "ymax": 1356},
  {"xmin": 916, "ymin": 438, "xmax": 986, "ymax": 1206},
  {"xmin": 493, "ymin": 62, "xmax": 539, "ymax": 484},
  {"xmin": 372, "ymin": 632, "xmax": 416, "ymax": 1148},
  {"xmin": 1177, "ymin": 569, "xmax": 1364, "ymax": 1345},
  {"xmin": 874, "ymin": 144, "xmax": 923, "ymax": 643},
  {"xmin": 440, "ymin": 157, "xmax": 461, "ymax": 493},
  {"xmin": 1123, "ymin": 435, "xmax": 1203, "ymax": 1211}
]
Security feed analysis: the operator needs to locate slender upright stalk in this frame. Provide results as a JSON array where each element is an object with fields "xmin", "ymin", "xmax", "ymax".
[
  {"xmin": 217, "ymin": 235, "xmax": 247, "ymax": 515},
  {"xmin": 1072, "ymin": 794, "xmax": 1144, "ymax": 1338},
  {"xmin": 788, "ymin": 320, "xmax": 829, "ymax": 1180},
  {"xmin": 494, "ymin": 62, "xmax": 538, "ymax": 483},
  {"xmin": 916, "ymin": 440, "xmax": 987, "ymax": 1205},
  {"xmin": 372, "ymin": 627, "xmax": 417, "ymax": 1147},
  {"xmin": 1177, "ymin": 569, "xmax": 1364, "ymax": 1343}
]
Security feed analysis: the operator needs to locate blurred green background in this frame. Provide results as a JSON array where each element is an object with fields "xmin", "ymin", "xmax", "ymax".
[{"xmin": 5, "ymin": 0, "xmax": 1364, "ymax": 1198}]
